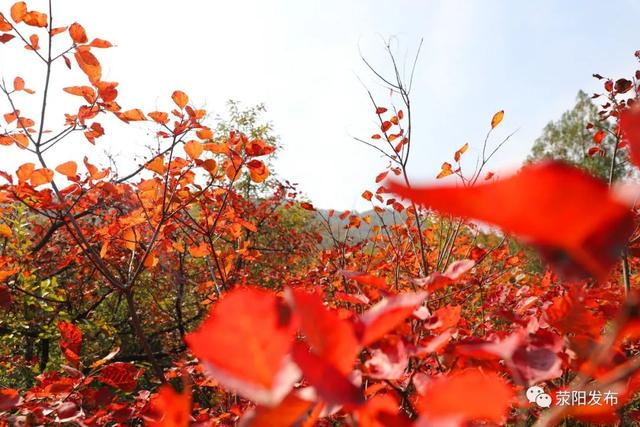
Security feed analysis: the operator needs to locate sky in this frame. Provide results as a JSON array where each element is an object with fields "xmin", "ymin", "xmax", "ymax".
[{"xmin": 1, "ymin": 0, "xmax": 640, "ymax": 210}]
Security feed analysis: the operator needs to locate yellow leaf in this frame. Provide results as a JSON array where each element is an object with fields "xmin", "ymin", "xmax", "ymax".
[
  {"xmin": 437, "ymin": 162, "xmax": 453, "ymax": 179},
  {"xmin": 0, "ymin": 224, "xmax": 12, "ymax": 238},
  {"xmin": 454, "ymin": 143, "xmax": 469, "ymax": 162},
  {"xmin": 491, "ymin": 110, "xmax": 504, "ymax": 129},
  {"xmin": 122, "ymin": 228, "xmax": 137, "ymax": 251}
]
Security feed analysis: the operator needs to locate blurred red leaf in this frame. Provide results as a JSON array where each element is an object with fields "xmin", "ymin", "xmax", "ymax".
[
  {"xmin": 417, "ymin": 369, "xmax": 514, "ymax": 425},
  {"xmin": 388, "ymin": 160, "xmax": 634, "ymax": 279},
  {"xmin": 288, "ymin": 289, "xmax": 359, "ymax": 374},
  {"xmin": 0, "ymin": 388, "xmax": 20, "ymax": 411},
  {"xmin": 357, "ymin": 292, "xmax": 427, "ymax": 346},
  {"xmin": 145, "ymin": 384, "xmax": 191, "ymax": 427},
  {"xmin": 291, "ymin": 341, "xmax": 363, "ymax": 407},
  {"xmin": 185, "ymin": 287, "xmax": 299, "ymax": 406}
]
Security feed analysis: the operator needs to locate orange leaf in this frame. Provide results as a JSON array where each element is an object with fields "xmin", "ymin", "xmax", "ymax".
[
  {"xmin": 491, "ymin": 110, "xmax": 504, "ymax": 128},
  {"xmin": 417, "ymin": 369, "xmax": 513, "ymax": 425},
  {"xmin": 196, "ymin": 128, "xmax": 213, "ymax": 140},
  {"xmin": 22, "ymin": 11, "xmax": 47, "ymax": 27},
  {"xmin": 362, "ymin": 190, "xmax": 373, "ymax": 201},
  {"xmin": 50, "ymin": 26, "xmax": 67, "ymax": 36},
  {"xmin": 148, "ymin": 111, "xmax": 169, "ymax": 125},
  {"xmin": 30, "ymin": 168, "xmax": 53, "ymax": 186},
  {"xmin": 25, "ymin": 33, "xmax": 38, "ymax": 50},
  {"xmin": 145, "ymin": 156, "xmax": 165, "ymax": 175},
  {"xmin": 201, "ymin": 159, "xmax": 217, "ymax": 174},
  {"xmin": 185, "ymin": 287, "xmax": 300, "ymax": 406},
  {"xmin": 16, "ymin": 162, "xmax": 34, "ymax": 183},
  {"xmin": 184, "ymin": 140, "xmax": 203, "ymax": 160},
  {"xmin": 74, "ymin": 49, "xmax": 101, "ymax": 83},
  {"xmin": 63, "ymin": 86, "xmax": 96, "ymax": 103},
  {"xmin": 13, "ymin": 76, "xmax": 24, "ymax": 91},
  {"xmin": 247, "ymin": 159, "xmax": 269, "ymax": 183},
  {"xmin": 119, "ymin": 109, "xmax": 147, "ymax": 122},
  {"xmin": 122, "ymin": 228, "xmax": 137, "ymax": 251},
  {"xmin": 55, "ymin": 161, "xmax": 77, "ymax": 178},
  {"xmin": 10, "ymin": 2, "xmax": 26, "ymax": 23},
  {"xmin": 95, "ymin": 81, "xmax": 118, "ymax": 102},
  {"xmin": 188, "ymin": 242, "xmax": 210, "ymax": 258},
  {"xmin": 388, "ymin": 160, "xmax": 634, "ymax": 279},
  {"xmin": 69, "ymin": 22, "xmax": 87, "ymax": 44},
  {"xmin": 171, "ymin": 90, "xmax": 188, "ymax": 109},
  {"xmin": 89, "ymin": 38, "xmax": 112, "ymax": 48}
]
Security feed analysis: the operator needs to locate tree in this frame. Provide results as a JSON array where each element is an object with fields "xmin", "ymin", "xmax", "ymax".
[
  {"xmin": 528, "ymin": 90, "xmax": 630, "ymax": 181},
  {"xmin": 3, "ymin": 2, "xmax": 640, "ymax": 426}
]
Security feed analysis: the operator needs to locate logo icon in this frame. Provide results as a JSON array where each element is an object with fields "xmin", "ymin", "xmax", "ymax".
[{"xmin": 527, "ymin": 385, "xmax": 552, "ymax": 408}]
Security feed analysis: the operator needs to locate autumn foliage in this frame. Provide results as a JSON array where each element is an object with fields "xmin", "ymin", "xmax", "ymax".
[{"xmin": 3, "ymin": 2, "xmax": 640, "ymax": 426}]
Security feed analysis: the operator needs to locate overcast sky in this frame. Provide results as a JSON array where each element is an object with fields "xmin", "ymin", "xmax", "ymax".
[{"xmin": 1, "ymin": 0, "xmax": 639, "ymax": 210}]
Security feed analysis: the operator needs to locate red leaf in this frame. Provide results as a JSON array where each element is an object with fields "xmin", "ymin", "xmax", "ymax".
[
  {"xmin": 417, "ymin": 369, "xmax": 514, "ymax": 425},
  {"xmin": 98, "ymin": 362, "xmax": 140, "ymax": 392},
  {"xmin": 413, "ymin": 259, "xmax": 474, "ymax": 292},
  {"xmin": 375, "ymin": 107, "xmax": 387, "ymax": 114},
  {"xmin": 341, "ymin": 271, "xmax": 386, "ymax": 289},
  {"xmin": 291, "ymin": 341, "xmax": 363, "ymax": 407},
  {"xmin": 0, "ymin": 34, "xmax": 15, "ymax": 44},
  {"xmin": 356, "ymin": 394, "xmax": 412, "ymax": 427},
  {"xmin": 0, "ymin": 388, "xmax": 20, "ymax": 411},
  {"xmin": 388, "ymin": 160, "xmax": 634, "ymax": 279},
  {"xmin": 288, "ymin": 289, "xmax": 359, "ymax": 374},
  {"xmin": 593, "ymin": 130, "xmax": 606, "ymax": 144},
  {"xmin": 58, "ymin": 321, "xmax": 82, "ymax": 367},
  {"xmin": 425, "ymin": 305, "xmax": 461, "ymax": 333},
  {"xmin": 185, "ymin": 287, "xmax": 300, "ymax": 406},
  {"xmin": 240, "ymin": 392, "xmax": 313, "ymax": 427},
  {"xmin": 619, "ymin": 106, "xmax": 640, "ymax": 168},
  {"xmin": 381, "ymin": 121, "xmax": 392, "ymax": 132},
  {"xmin": 364, "ymin": 339, "xmax": 408, "ymax": 380},
  {"xmin": 0, "ymin": 284, "xmax": 12, "ymax": 309},
  {"xmin": 146, "ymin": 384, "xmax": 191, "ymax": 427},
  {"xmin": 605, "ymin": 80, "xmax": 614, "ymax": 92},
  {"xmin": 357, "ymin": 292, "xmax": 427, "ymax": 346}
]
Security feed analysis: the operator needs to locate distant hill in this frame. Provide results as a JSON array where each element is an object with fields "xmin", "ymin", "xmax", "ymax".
[{"xmin": 312, "ymin": 208, "xmax": 408, "ymax": 247}]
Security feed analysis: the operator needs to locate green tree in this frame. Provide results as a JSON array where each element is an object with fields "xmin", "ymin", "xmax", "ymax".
[{"xmin": 527, "ymin": 90, "xmax": 629, "ymax": 181}]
